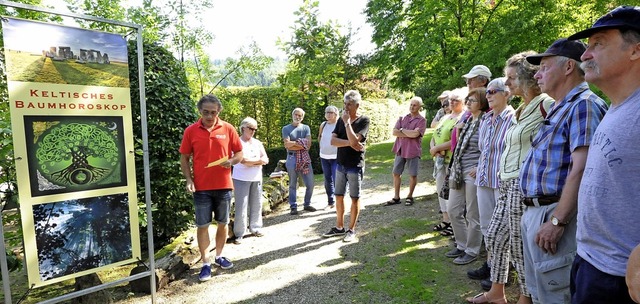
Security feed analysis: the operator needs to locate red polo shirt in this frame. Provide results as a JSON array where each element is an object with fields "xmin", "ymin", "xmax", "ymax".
[{"xmin": 179, "ymin": 118, "xmax": 242, "ymax": 191}]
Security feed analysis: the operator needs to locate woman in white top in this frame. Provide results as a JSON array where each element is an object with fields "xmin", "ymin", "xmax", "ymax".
[
  {"xmin": 318, "ymin": 105, "xmax": 339, "ymax": 209},
  {"xmin": 232, "ymin": 117, "xmax": 269, "ymax": 243}
]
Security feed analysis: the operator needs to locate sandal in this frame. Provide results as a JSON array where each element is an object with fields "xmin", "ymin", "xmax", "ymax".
[
  {"xmin": 440, "ymin": 226, "xmax": 454, "ymax": 236},
  {"xmin": 466, "ymin": 292, "xmax": 507, "ymax": 304},
  {"xmin": 383, "ymin": 198, "xmax": 401, "ymax": 206},
  {"xmin": 433, "ymin": 221, "xmax": 451, "ymax": 231},
  {"xmin": 404, "ymin": 197, "xmax": 414, "ymax": 206}
]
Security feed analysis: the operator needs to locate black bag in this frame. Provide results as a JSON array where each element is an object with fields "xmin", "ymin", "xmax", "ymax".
[{"xmin": 439, "ymin": 172, "xmax": 450, "ymax": 200}]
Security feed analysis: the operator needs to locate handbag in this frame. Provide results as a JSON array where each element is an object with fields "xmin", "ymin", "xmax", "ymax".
[{"xmin": 439, "ymin": 172, "xmax": 450, "ymax": 200}]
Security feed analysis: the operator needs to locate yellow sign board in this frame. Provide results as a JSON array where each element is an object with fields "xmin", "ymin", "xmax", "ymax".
[{"xmin": 2, "ymin": 17, "xmax": 141, "ymax": 287}]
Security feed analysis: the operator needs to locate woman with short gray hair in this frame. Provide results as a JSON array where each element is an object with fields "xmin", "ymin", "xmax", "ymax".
[
  {"xmin": 232, "ymin": 117, "xmax": 269, "ymax": 243},
  {"xmin": 318, "ymin": 105, "xmax": 340, "ymax": 209}
]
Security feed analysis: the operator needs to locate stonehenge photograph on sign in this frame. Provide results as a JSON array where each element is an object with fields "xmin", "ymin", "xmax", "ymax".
[{"xmin": 2, "ymin": 17, "xmax": 129, "ymax": 87}]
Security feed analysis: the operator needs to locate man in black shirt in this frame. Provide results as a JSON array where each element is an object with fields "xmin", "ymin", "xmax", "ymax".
[{"xmin": 322, "ymin": 90, "xmax": 370, "ymax": 242}]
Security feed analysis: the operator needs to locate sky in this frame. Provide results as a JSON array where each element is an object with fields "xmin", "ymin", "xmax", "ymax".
[
  {"xmin": 204, "ymin": 0, "xmax": 376, "ymax": 59},
  {"xmin": 39, "ymin": 0, "xmax": 376, "ymax": 60}
]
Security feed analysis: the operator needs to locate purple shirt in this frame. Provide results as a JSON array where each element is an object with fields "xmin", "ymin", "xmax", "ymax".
[{"xmin": 392, "ymin": 113, "xmax": 427, "ymax": 159}]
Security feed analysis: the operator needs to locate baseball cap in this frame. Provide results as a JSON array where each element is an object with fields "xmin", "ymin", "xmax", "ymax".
[
  {"xmin": 525, "ymin": 38, "xmax": 587, "ymax": 65},
  {"xmin": 437, "ymin": 90, "xmax": 450, "ymax": 99},
  {"xmin": 462, "ymin": 65, "xmax": 492, "ymax": 79},
  {"xmin": 569, "ymin": 6, "xmax": 640, "ymax": 40}
]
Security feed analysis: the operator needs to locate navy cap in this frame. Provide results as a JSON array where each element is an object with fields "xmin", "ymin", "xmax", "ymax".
[
  {"xmin": 525, "ymin": 38, "xmax": 587, "ymax": 65},
  {"xmin": 569, "ymin": 6, "xmax": 640, "ymax": 40}
]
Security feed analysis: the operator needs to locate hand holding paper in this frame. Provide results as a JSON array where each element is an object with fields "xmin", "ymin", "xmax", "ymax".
[{"xmin": 206, "ymin": 156, "xmax": 228, "ymax": 168}]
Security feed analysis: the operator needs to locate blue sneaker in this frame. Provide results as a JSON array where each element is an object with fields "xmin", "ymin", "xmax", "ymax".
[
  {"xmin": 198, "ymin": 265, "xmax": 212, "ymax": 282},
  {"xmin": 214, "ymin": 257, "xmax": 234, "ymax": 270}
]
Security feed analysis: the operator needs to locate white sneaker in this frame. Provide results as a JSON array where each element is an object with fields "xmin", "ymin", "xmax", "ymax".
[{"xmin": 343, "ymin": 230, "xmax": 356, "ymax": 242}]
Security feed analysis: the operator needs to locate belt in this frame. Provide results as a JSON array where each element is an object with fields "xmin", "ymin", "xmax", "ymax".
[
  {"xmin": 288, "ymin": 152, "xmax": 294, "ymax": 155},
  {"xmin": 523, "ymin": 196, "xmax": 561, "ymax": 207}
]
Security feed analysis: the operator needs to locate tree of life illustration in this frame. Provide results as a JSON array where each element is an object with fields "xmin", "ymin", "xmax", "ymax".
[{"xmin": 36, "ymin": 123, "xmax": 119, "ymax": 186}]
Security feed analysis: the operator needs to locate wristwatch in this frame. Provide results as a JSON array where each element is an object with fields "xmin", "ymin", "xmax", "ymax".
[{"xmin": 551, "ymin": 215, "xmax": 568, "ymax": 227}]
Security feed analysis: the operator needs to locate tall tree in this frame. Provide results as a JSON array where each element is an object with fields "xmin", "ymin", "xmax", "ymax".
[
  {"xmin": 364, "ymin": 0, "xmax": 627, "ymax": 100},
  {"xmin": 279, "ymin": 0, "xmax": 354, "ymax": 129}
]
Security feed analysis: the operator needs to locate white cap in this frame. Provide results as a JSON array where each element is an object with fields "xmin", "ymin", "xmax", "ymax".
[
  {"xmin": 437, "ymin": 90, "xmax": 450, "ymax": 99},
  {"xmin": 462, "ymin": 65, "xmax": 492, "ymax": 79}
]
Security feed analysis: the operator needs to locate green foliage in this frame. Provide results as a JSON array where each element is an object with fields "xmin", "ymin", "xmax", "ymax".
[
  {"xmin": 65, "ymin": 0, "xmax": 127, "ymax": 34},
  {"xmin": 0, "ymin": 0, "xmax": 62, "ymax": 22},
  {"xmin": 126, "ymin": 0, "xmax": 170, "ymax": 42},
  {"xmin": 365, "ymin": 0, "xmax": 629, "ymax": 99},
  {"xmin": 359, "ymin": 98, "xmax": 405, "ymax": 144},
  {"xmin": 127, "ymin": 40, "xmax": 197, "ymax": 245},
  {"xmin": 279, "ymin": 0, "xmax": 387, "ymax": 129}
]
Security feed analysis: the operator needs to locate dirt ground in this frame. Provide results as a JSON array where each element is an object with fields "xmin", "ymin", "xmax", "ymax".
[{"xmin": 111, "ymin": 158, "xmax": 521, "ymax": 304}]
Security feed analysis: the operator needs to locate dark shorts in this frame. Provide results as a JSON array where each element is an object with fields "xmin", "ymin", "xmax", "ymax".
[
  {"xmin": 570, "ymin": 254, "xmax": 635, "ymax": 304},
  {"xmin": 193, "ymin": 190, "xmax": 231, "ymax": 226}
]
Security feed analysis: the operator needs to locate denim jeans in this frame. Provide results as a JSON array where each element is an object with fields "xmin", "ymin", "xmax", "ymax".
[
  {"xmin": 320, "ymin": 158, "xmax": 337, "ymax": 205},
  {"xmin": 285, "ymin": 153, "xmax": 314, "ymax": 209},
  {"xmin": 193, "ymin": 190, "xmax": 231, "ymax": 226}
]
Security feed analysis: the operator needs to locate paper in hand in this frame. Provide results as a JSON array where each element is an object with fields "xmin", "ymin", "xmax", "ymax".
[{"xmin": 206, "ymin": 156, "xmax": 228, "ymax": 168}]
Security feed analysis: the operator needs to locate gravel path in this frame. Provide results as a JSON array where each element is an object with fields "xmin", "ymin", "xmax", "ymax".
[{"xmin": 116, "ymin": 166, "xmax": 437, "ymax": 304}]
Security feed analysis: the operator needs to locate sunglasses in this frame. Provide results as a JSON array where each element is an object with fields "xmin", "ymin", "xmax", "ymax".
[
  {"xmin": 246, "ymin": 127, "xmax": 257, "ymax": 131},
  {"xmin": 486, "ymin": 89, "xmax": 505, "ymax": 95}
]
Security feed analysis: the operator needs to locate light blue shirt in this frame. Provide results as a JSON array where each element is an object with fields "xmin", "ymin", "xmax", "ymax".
[{"xmin": 577, "ymin": 88, "xmax": 640, "ymax": 276}]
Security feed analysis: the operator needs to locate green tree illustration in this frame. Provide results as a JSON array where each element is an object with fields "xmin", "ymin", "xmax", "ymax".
[{"xmin": 36, "ymin": 123, "xmax": 119, "ymax": 185}]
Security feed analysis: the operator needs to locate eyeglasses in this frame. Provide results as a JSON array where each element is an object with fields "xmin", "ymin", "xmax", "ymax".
[
  {"xmin": 246, "ymin": 127, "xmax": 257, "ymax": 131},
  {"xmin": 466, "ymin": 98, "xmax": 479, "ymax": 103},
  {"xmin": 325, "ymin": 111, "xmax": 337, "ymax": 114},
  {"xmin": 201, "ymin": 110, "xmax": 219, "ymax": 117},
  {"xmin": 486, "ymin": 89, "xmax": 505, "ymax": 95}
]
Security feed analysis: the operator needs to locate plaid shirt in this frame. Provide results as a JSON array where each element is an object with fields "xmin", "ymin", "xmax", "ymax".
[
  {"xmin": 519, "ymin": 83, "xmax": 608, "ymax": 197},
  {"xmin": 294, "ymin": 138, "xmax": 311, "ymax": 174}
]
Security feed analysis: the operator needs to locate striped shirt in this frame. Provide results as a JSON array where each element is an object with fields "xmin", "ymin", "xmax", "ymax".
[
  {"xmin": 519, "ymin": 83, "xmax": 608, "ymax": 197},
  {"xmin": 475, "ymin": 106, "xmax": 515, "ymax": 188},
  {"xmin": 500, "ymin": 94, "xmax": 554, "ymax": 181}
]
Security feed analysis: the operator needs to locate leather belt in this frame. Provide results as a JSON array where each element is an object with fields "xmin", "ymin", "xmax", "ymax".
[{"xmin": 523, "ymin": 196, "xmax": 561, "ymax": 207}]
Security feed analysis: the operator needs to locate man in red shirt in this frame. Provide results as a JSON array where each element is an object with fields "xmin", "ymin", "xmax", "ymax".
[{"xmin": 179, "ymin": 94, "xmax": 243, "ymax": 282}]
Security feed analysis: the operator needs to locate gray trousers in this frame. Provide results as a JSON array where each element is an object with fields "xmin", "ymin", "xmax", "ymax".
[
  {"xmin": 447, "ymin": 168, "xmax": 482, "ymax": 256},
  {"xmin": 477, "ymin": 185, "xmax": 499, "ymax": 238},
  {"xmin": 232, "ymin": 179, "xmax": 263, "ymax": 238},
  {"xmin": 522, "ymin": 203, "xmax": 576, "ymax": 304}
]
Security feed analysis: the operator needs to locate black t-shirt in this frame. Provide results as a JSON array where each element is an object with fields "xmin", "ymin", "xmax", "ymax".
[{"xmin": 333, "ymin": 115, "xmax": 370, "ymax": 168}]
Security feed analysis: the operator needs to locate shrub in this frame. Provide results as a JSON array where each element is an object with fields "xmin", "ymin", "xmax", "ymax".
[{"xmin": 128, "ymin": 40, "xmax": 197, "ymax": 247}]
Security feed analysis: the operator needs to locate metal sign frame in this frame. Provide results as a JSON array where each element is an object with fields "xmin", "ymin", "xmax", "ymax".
[{"xmin": 0, "ymin": 1, "xmax": 156, "ymax": 303}]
